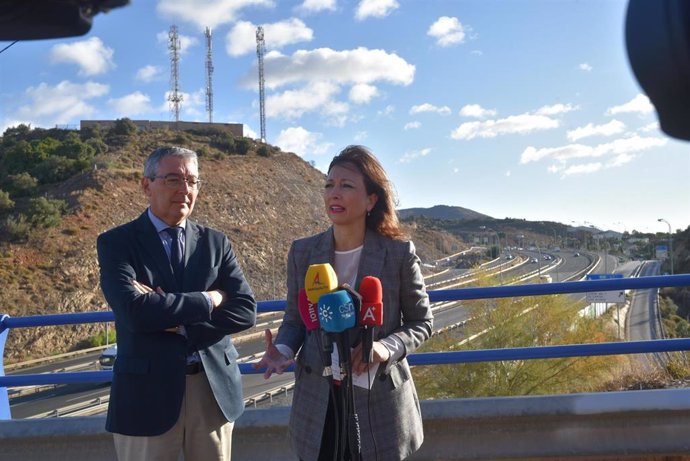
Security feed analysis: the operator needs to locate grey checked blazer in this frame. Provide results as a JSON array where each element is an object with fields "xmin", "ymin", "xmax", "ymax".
[{"xmin": 276, "ymin": 227, "xmax": 433, "ymax": 461}]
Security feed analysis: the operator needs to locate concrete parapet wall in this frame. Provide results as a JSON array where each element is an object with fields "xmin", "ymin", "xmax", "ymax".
[{"xmin": 2, "ymin": 389, "xmax": 690, "ymax": 460}]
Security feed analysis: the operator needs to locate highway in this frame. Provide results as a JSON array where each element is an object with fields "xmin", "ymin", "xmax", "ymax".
[{"xmin": 7, "ymin": 248, "xmax": 652, "ymax": 419}]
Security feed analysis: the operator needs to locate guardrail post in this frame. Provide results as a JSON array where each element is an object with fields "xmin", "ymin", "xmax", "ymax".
[{"xmin": 0, "ymin": 314, "xmax": 11, "ymax": 420}]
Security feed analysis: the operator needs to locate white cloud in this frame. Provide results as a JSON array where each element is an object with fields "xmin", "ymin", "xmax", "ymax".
[
  {"xmin": 159, "ymin": 88, "xmax": 206, "ymax": 118},
  {"xmin": 136, "ymin": 65, "xmax": 163, "ymax": 82},
  {"xmin": 566, "ymin": 119, "xmax": 626, "ymax": 141},
  {"xmin": 108, "ymin": 92, "xmax": 153, "ymax": 116},
  {"xmin": 521, "ymin": 135, "xmax": 667, "ymax": 165},
  {"xmin": 354, "ymin": 131, "xmax": 367, "ymax": 141},
  {"xmin": 355, "ymin": 0, "xmax": 399, "ymax": 20},
  {"xmin": 471, "ymin": 50, "xmax": 483, "ymax": 56},
  {"xmin": 275, "ymin": 126, "xmax": 333, "ymax": 157},
  {"xmin": 349, "ymin": 83, "xmax": 379, "ymax": 104},
  {"xmin": 267, "ymin": 82, "xmax": 341, "ymax": 119},
  {"xmin": 639, "ymin": 121, "xmax": 660, "ymax": 133},
  {"xmin": 244, "ymin": 47, "xmax": 414, "ymax": 90},
  {"xmin": 243, "ymin": 125, "xmax": 258, "ymax": 139},
  {"xmin": 16, "ymin": 81, "xmax": 109, "ymax": 125},
  {"xmin": 378, "ymin": 105, "xmax": 395, "ymax": 117},
  {"xmin": 535, "ymin": 103, "xmax": 578, "ymax": 116},
  {"xmin": 607, "ymin": 153, "xmax": 635, "ymax": 168},
  {"xmin": 156, "ymin": 0, "xmax": 274, "ymax": 29},
  {"xmin": 579, "ymin": 62, "xmax": 593, "ymax": 72},
  {"xmin": 410, "ymin": 103, "xmax": 451, "ymax": 116},
  {"xmin": 505, "ymin": 170, "xmax": 511, "ymax": 177},
  {"xmin": 459, "ymin": 104, "xmax": 496, "ymax": 119},
  {"xmin": 606, "ymin": 94, "xmax": 654, "ymax": 115},
  {"xmin": 49, "ymin": 37, "xmax": 115, "ymax": 76},
  {"xmin": 298, "ymin": 0, "xmax": 336, "ymax": 13},
  {"xmin": 404, "ymin": 121, "xmax": 421, "ymax": 130},
  {"xmin": 156, "ymin": 31, "xmax": 199, "ymax": 55},
  {"xmin": 427, "ymin": 16, "xmax": 467, "ymax": 47},
  {"xmin": 398, "ymin": 148, "xmax": 431, "ymax": 164},
  {"xmin": 561, "ymin": 162, "xmax": 602, "ymax": 176},
  {"xmin": 451, "ymin": 114, "xmax": 559, "ymax": 140},
  {"xmin": 226, "ymin": 18, "xmax": 313, "ymax": 57}
]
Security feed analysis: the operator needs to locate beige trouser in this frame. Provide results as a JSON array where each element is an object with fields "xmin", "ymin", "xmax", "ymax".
[{"xmin": 113, "ymin": 371, "xmax": 234, "ymax": 461}]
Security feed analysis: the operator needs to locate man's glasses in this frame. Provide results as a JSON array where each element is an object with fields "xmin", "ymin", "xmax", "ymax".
[{"xmin": 150, "ymin": 174, "xmax": 202, "ymax": 190}]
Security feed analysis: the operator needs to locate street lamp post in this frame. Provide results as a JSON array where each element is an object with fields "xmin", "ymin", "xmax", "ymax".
[{"xmin": 657, "ymin": 218, "xmax": 674, "ymax": 275}]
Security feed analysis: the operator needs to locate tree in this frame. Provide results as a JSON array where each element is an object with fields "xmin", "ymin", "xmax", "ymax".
[
  {"xmin": 111, "ymin": 118, "xmax": 137, "ymax": 136},
  {"xmin": 413, "ymin": 276, "xmax": 618, "ymax": 398}
]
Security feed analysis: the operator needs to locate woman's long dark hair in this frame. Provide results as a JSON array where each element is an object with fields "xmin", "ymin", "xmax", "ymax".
[{"xmin": 328, "ymin": 145, "xmax": 407, "ymax": 240}]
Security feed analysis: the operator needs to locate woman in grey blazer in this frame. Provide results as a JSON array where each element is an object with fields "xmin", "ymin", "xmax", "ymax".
[{"xmin": 255, "ymin": 145, "xmax": 433, "ymax": 461}]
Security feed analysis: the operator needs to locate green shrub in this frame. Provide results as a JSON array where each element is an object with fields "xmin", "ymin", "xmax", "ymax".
[
  {"xmin": 85, "ymin": 137, "xmax": 108, "ymax": 155},
  {"xmin": 235, "ymin": 138, "xmax": 251, "ymax": 155},
  {"xmin": 257, "ymin": 145, "xmax": 270, "ymax": 157},
  {"xmin": 111, "ymin": 118, "xmax": 137, "ymax": 136},
  {"xmin": 3, "ymin": 172, "xmax": 38, "ymax": 197},
  {"xmin": 0, "ymin": 190, "xmax": 14, "ymax": 211},
  {"xmin": 26, "ymin": 197, "xmax": 66, "ymax": 229},
  {"xmin": 89, "ymin": 329, "xmax": 117, "ymax": 347},
  {"xmin": 210, "ymin": 133, "xmax": 235, "ymax": 153},
  {"xmin": 3, "ymin": 214, "xmax": 31, "ymax": 242}
]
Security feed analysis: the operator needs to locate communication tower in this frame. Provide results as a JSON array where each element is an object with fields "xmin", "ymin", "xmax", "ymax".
[
  {"xmin": 168, "ymin": 25, "xmax": 183, "ymax": 123},
  {"xmin": 205, "ymin": 27, "xmax": 214, "ymax": 123},
  {"xmin": 256, "ymin": 26, "xmax": 266, "ymax": 142}
]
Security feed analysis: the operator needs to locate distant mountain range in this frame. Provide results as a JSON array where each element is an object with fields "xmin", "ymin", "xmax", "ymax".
[{"xmin": 398, "ymin": 204, "xmax": 491, "ymax": 221}]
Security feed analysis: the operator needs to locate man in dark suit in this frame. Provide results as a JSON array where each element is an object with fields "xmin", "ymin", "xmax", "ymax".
[{"xmin": 97, "ymin": 146, "xmax": 256, "ymax": 461}]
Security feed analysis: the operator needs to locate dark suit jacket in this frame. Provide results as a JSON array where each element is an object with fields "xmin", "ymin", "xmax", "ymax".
[
  {"xmin": 97, "ymin": 211, "xmax": 256, "ymax": 436},
  {"xmin": 276, "ymin": 228, "xmax": 433, "ymax": 461}
]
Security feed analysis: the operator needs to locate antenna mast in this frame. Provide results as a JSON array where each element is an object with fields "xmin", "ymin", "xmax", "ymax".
[
  {"xmin": 256, "ymin": 26, "xmax": 266, "ymax": 142},
  {"xmin": 205, "ymin": 27, "xmax": 214, "ymax": 123},
  {"xmin": 168, "ymin": 25, "xmax": 183, "ymax": 124}
]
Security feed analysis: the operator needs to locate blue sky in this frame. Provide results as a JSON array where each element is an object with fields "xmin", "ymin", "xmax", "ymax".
[{"xmin": 1, "ymin": 0, "xmax": 688, "ymax": 234}]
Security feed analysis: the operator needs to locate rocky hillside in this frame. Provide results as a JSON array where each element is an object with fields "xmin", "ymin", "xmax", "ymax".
[{"xmin": 0, "ymin": 129, "xmax": 465, "ymax": 362}]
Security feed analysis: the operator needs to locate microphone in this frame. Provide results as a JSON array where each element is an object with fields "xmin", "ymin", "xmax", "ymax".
[
  {"xmin": 358, "ymin": 276, "xmax": 383, "ymax": 363},
  {"xmin": 297, "ymin": 288, "xmax": 319, "ymax": 331},
  {"xmin": 304, "ymin": 263, "xmax": 338, "ymax": 305},
  {"xmin": 318, "ymin": 289, "xmax": 357, "ymax": 374},
  {"xmin": 298, "ymin": 288, "xmax": 333, "ymax": 377},
  {"xmin": 304, "ymin": 264, "xmax": 339, "ymax": 378},
  {"xmin": 358, "ymin": 275, "xmax": 383, "ymax": 363}
]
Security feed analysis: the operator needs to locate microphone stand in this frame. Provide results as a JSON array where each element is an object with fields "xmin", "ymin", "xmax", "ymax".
[
  {"xmin": 343, "ymin": 329, "xmax": 361, "ymax": 460},
  {"xmin": 316, "ymin": 329, "xmax": 340, "ymax": 461}
]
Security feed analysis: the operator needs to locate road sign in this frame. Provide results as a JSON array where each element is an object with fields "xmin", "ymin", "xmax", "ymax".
[
  {"xmin": 585, "ymin": 273, "xmax": 625, "ymax": 303},
  {"xmin": 656, "ymin": 244, "xmax": 668, "ymax": 259}
]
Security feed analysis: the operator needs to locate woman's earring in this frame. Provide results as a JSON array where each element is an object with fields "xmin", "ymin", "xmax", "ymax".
[{"xmin": 367, "ymin": 210, "xmax": 371, "ymax": 217}]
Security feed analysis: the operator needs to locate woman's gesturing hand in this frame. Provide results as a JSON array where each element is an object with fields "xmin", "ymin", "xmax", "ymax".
[{"xmin": 252, "ymin": 329, "xmax": 294, "ymax": 379}]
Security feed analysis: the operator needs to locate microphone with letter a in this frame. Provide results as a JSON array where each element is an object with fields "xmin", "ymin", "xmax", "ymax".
[
  {"xmin": 304, "ymin": 263, "xmax": 339, "ymax": 376},
  {"xmin": 358, "ymin": 276, "xmax": 383, "ymax": 363},
  {"xmin": 304, "ymin": 263, "xmax": 338, "ymax": 304}
]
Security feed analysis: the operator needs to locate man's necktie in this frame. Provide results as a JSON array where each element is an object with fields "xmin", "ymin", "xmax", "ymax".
[{"xmin": 165, "ymin": 227, "xmax": 184, "ymax": 287}]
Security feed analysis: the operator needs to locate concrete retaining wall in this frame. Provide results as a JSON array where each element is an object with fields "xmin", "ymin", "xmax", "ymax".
[{"xmin": 2, "ymin": 389, "xmax": 690, "ymax": 460}]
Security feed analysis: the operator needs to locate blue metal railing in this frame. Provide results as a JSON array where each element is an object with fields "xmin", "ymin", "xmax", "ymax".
[{"xmin": 2, "ymin": 274, "xmax": 690, "ymax": 418}]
